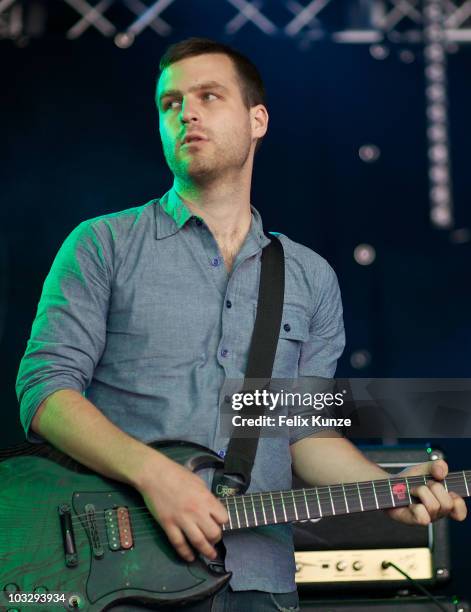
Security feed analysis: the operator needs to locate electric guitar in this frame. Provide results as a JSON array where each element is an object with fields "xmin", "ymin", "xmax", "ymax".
[{"xmin": 0, "ymin": 440, "xmax": 469, "ymax": 610}]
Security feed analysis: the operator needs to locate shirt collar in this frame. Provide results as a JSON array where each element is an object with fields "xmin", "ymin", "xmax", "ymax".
[{"xmin": 154, "ymin": 187, "xmax": 271, "ymax": 248}]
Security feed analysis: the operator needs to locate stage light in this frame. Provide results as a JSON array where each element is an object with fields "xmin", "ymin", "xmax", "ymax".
[
  {"xmin": 398, "ymin": 49, "xmax": 415, "ymax": 64},
  {"xmin": 426, "ymin": 84, "xmax": 446, "ymax": 102},
  {"xmin": 431, "ymin": 185, "xmax": 450, "ymax": 204},
  {"xmin": 427, "ymin": 124, "xmax": 447, "ymax": 142},
  {"xmin": 425, "ymin": 64, "xmax": 445, "ymax": 81},
  {"xmin": 426, "ymin": 104, "xmax": 447, "ymax": 121},
  {"xmin": 350, "ymin": 350, "xmax": 371, "ymax": 370},
  {"xmin": 425, "ymin": 44, "xmax": 445, "ymax": 61},
  {"xmin": 428, "ymin": 144, "xmax": 448, "ymax": 163},
  {"xmin": 429, "ymin": 165, "xmax": 449, "ymax": 184},
  {"xmin": 369, "ymin": 44, "xmax": 389, "ymax": 60},
  {"xmin": 359, "ymin": 144, "xmax": 380, "ymax": 163},
  {"xmin": 354, "ymin": 244, "xmax": 376, "ymax": 266},
  {"xmin": 431, "ymin": 206, "xmax": 452, "ymax": 228},
  {"xmin": 424, "ymin": 0, "xmax": 453, "ymax": 229},
  {"xmin": 114, "ymin": 32, "xmax": 134, "ymax": 48}
]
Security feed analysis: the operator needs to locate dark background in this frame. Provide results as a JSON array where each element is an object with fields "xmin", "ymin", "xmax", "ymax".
[{"xmin": 1, "ymin": 0, "xmax": 470, "ymax": 603}]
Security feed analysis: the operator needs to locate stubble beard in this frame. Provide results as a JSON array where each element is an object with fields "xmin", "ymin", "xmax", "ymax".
[{"xmin": 165, "ymin": 132, "xmax": 253, "ymax": 185}]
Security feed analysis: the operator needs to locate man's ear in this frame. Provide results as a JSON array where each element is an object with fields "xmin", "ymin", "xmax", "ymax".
[{"xmin": 251, "ymin": 105, "xmax": 269, "ymax": 140}]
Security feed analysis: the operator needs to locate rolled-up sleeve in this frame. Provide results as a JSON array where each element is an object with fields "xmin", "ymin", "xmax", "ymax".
[
  {"xmin": 289, "ymin": 261, "xmax": 346, "ymax": 445},
  {"xmin": 16, "ymin": 220, "xmax": 112, "ymax": 441}
]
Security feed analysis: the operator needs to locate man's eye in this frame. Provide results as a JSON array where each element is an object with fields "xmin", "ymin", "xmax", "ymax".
[
  {"xmin": 203, "ymin": 92, "xmax": 218, "ymax": 101},
  {"xmin": 165, "ymin": 100, "xmax": 181, "ymax": 110}
]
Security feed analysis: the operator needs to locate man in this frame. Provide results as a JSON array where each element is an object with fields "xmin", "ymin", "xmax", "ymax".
[{"xmin": 16, "ymin": 38, "xmax": 467, "ymax": 611}]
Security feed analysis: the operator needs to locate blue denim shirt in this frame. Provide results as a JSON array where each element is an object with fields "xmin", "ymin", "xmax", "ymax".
[{"xmin": 16, "ymin": 188, "xmax": 345, "ymax": 593}]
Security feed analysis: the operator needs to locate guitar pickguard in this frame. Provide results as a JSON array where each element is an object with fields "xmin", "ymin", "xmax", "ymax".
[{"xmin": 72, "ymin": 490, "xmax": 210, "ymax": 606}]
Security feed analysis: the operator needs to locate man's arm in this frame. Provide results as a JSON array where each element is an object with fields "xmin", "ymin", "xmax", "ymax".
[
  {"xmin": 32, "ymin": 389, "xmax": 228, "ymax": 561},
  {"xmin": 31, "ymin": 389, "xmax": 165, "ymax": 487},
  {"xmin": 291, "ymin": 433, "xmax": 467, "ymax": 525},
  {"xmin": 19, "ymin": 221, "xmax": 227, "ymax": 562}
]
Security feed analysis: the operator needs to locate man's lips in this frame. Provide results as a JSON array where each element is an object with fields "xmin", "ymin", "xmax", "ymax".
[{"xmin": 181, "ymin": 134, "xmax": 208, "ymax": 146}]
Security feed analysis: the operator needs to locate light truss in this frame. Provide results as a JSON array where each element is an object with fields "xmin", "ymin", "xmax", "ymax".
[
  {"xmin": 2, "ymin": 1, "xmax": 471, "ymax": 46},
  {"xmin": 1, "ymin": 0, "xmax": 469, "ymax": 231}
]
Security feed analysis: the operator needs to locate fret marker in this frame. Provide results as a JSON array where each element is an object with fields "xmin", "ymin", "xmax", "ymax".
[{"xmin": 391, "ymin": 481, "xmax": 407, "ymax": 502}]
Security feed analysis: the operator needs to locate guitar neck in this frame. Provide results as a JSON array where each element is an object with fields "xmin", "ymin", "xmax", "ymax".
[{"xmin": 221, "ymin": 470, "xmax": 471, "ymax": 532}]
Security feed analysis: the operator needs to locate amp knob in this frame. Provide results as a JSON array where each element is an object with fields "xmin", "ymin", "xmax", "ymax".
[{"xmin": 336, "ymin": 561, "xmax": 347, "ymax": 571}]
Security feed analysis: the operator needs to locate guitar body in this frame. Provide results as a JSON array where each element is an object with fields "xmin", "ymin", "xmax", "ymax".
[
  {"xmin": 2, "ymin": 439, "xmax": 469, "ymax": 610},
  {"xmin": 0, "ymin": 440, "xmax": 229, "ymax": 611}
]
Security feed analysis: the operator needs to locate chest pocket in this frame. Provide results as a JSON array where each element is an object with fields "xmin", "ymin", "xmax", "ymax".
[{"xmin": 274, "ymin": 305, "xmax": 310, "ymax": 378}]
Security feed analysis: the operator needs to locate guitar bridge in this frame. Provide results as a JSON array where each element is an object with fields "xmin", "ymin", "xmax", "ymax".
[{"xmin": 58, "ymin": 504, "xmax": 78, "ymax": 568}]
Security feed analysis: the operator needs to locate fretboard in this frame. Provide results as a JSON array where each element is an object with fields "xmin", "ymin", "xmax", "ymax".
[{"xmin": 220, "ymin": 470, "xmax": 471, "ymax": 531}]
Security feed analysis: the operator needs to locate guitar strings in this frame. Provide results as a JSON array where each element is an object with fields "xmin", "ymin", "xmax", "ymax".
[
  {"xmin": 0, "ymin": 487, "xmax": 459, "ymax": 561},
  {"xmin": 1, "ymin": 474, "xmax": 469, "ymax": 556},
  {"xmin": 0, "ymin": 472, "xmax": 467, "ymax": 533},
  {"xmin": 0, "ymin": 472, "xmax": 468, "ymax": 525}
]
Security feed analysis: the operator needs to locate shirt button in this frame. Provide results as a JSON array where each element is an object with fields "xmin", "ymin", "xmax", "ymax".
[
  {"xmin": 220, "ymin": 348, "xmax": 229, "ymax": 358},
  {"xmin": 283, "ymin": 323, "xmax": 291, "ymax": 332},
  {"xmin": 226, "ymin": 300, "xmax": 232, "ymax": 308},
  {"xmin": 224, "ymin": 395, "xmax": 231, "ymax": 403},
  {"xmin": 211, "ymin": 257, "xmax": 220, "ymax": 267},
  {"xmin": 217, "ymin": 449, "xmax": 226, "ymax": 458},
  {"xmin": 195, "ymin": 218, "xmax": 203, "ymax": 226}
]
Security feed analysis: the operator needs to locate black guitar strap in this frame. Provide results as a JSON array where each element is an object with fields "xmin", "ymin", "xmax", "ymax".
[{"xmin": 212, "ymin": 233, "xmax": 285, "ymax": 497}]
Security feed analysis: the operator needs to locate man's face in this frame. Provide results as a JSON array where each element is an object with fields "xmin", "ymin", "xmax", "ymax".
[{"xmin": 157, "ymin": 53, "xmax": 257, "ymax": 182}]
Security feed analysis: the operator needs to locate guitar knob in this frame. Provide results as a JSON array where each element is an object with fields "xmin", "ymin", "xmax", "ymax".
[{"xmin": 68, "ymin": 594, "xmax": 83, "ymax": 609}]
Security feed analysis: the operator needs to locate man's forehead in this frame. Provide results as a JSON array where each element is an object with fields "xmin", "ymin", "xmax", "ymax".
[{"xmin": 157, "ymin": 53, "xmax": 238, "ymax": 93}]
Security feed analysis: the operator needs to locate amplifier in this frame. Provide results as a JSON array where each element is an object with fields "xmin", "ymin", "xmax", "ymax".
[
  {"xmin": 293, "ymin": 446, "xmax": 450, "ymax": 589},
  {"xmin": 299, "ymin": 596, "xmax": 469, "ymax": 611}
]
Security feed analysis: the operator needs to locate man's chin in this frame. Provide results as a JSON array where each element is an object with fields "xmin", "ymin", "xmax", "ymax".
[{"xmin": 177, "ymin": 160, "xmax": 220, "ymax": 181}]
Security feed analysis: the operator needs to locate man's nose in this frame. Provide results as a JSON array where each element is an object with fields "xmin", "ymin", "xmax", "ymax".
[{"xmin": 180, "ymin": 98, "xmax": 200, "ymax": 123}]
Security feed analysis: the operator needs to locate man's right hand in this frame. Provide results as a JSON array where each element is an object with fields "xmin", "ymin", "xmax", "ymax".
[{"xmin": 137, "ymin": 455, "xmax": 229, "ymax": 562}]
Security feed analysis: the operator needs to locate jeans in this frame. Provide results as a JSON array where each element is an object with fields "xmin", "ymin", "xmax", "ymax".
[{"xmin": 109, "ymin": 585, "xmax": 300, "ymax": 612}]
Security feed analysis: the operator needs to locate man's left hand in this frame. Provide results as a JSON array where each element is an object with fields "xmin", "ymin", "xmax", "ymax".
[{"xmin": 386, "ymin": 459, "xmax": 467, "ymax": 525}]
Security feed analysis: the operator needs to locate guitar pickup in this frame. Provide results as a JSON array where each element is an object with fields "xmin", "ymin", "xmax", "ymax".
[
  {"xmin": 105, "ymin": 506, "xmax": 134, "ymax": 551},
  {"xmin": 84, "ymin": 503, "xmax": 104, "ymax": 559}
]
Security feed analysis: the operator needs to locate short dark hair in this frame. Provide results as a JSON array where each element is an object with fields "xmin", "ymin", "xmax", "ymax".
[{"xmin": 158, "ymin": 37, "xmax": 266, "ymax": 151}]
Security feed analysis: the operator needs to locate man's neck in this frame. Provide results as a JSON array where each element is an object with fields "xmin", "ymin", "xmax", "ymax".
[
  {"xmin": 174, "ymin": 179, "xmax": 251, "ymax": 237},
  {"xmin": 173, "ymin": 177, "xmax": 253, "ymax": 273}
]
